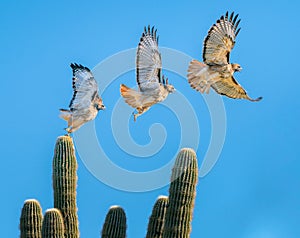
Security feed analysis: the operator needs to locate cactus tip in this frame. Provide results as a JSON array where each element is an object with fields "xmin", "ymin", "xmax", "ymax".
[{"xmin": 180, "ymin": 147, "xmax": 196, "ymax": 155}]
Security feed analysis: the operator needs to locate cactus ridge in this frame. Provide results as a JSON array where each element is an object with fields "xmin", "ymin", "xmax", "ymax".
[
  {"xmin": 41, "ymin": 208, "xmax": 65, "ymax": 238},
  {"xmin": 146, "ymin": 196, "xmax": 169, "ymax": 238},
  {"xmin": 101, "ymin": 205, "xmax": 127, "ymax": 238},
  {"xmin": 19, "ymin": 134, "xmax": 200, "ymax": 238},
  {"xmin": 53, "ymin": 136, "xmax": 79, "ymax": 238},
  {"xmin": 162, "ymin": 148, "xmax": 198, "ymax": 238},
  {"xmin": 20, "ymin": 199, "xmax": 43, "ymax": 238}
]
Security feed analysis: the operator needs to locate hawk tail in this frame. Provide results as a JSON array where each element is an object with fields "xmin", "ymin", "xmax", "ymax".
[
  {"xmin": 187, "ymin": 60, "xmax": 210, "ymax": 93},
  {"xmin": 120, "ymin": 84, "xmax": 140, "ymax": 108},
  {"xmin": 59, "ymin": 109, "xmax": 71, "ymax": 121}
]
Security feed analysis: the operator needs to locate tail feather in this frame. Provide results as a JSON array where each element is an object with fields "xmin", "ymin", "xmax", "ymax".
[
  {"xmin": 120, "ymin": 84, "xmax": 141, "ymax": 108},
  {"xmin": 59, "ymin": 109, "xmax": 71, "ymax": 121},
  {"xmin": 187, "ymin": 60, "xmax": 210, "ymax": 93}
]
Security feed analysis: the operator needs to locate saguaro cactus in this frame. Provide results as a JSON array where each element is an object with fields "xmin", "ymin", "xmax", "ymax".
[
  {"xmin": 146, "ymin": 196, "xmax": 169, "ymax": 238},
  {"xmin": 162, "ymin": 148, "xmax": 198, "ymax": 238},
  {"xmin": 41, "ymin": 208, "xmax": 65, "ymax": 238},
  {"xmin": 20, "ymin": 199, "xmax": 43, "ymax": 238},
  {"xmin": 101, "ymin": 205, "xmax": 127, "ymax": 238},
  {"xmin": 52, "ymin": 135, "xmax": 79, "ymax": 238}
]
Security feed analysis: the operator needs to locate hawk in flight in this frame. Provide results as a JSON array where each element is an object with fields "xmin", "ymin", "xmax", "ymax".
[
  {"xmin": 187, "ymin": 12, "xmax": 262, "ymax": 101},
  {"xmin": 120, "ymin": 26, "xmax": 175, "ymax": 121},
  {"xmin": 60, "ymin": 63, "xmax": 105, "ymax": 133}
]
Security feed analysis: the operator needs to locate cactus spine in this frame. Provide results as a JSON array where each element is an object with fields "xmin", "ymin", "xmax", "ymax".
[
  {"xmin": 41, "ymin": 208, "xmax": 65, "ymax": 238},
  {"xmin": 146, "ymin": 196, "xmax": 169, "ymax": 238},
  {"xmin": 52, "ymin": 136, "xmax": 79, "ymax": 238},
  {"xmin": 20, "ymin": 199, "xmax": 43, "ymax": 238},
  {"xmin": 101, "ymin": 205, "xmax": 127, "ymax": 238},
  {"xmin": 162, "ymin": 148, "xmax": 198, "ymax": 238}
]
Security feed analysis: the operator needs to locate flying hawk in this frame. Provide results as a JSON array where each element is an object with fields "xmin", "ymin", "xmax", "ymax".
[
  {"xmin": 60, "ymin": 63, "xmax": 105, "ymax": 133},
  {"xmin": 187, "ymin": 12, "xmax": 262, "ymax": 101},
  {"xmin": 120, "ymin": 26, "xmax": 175, "ymax": 121}
]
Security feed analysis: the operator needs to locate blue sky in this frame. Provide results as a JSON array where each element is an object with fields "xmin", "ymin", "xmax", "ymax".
[{"xmin": 1, "ymin": 0, "xmax": 300, "ymax": 237}]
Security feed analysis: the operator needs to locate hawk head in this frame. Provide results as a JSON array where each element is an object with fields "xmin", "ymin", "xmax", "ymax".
[
  {"xmin": 162, "ymin": 76, "xmax": 175, "ymax": 93},
  {"xmin": 165, "ymin": 84, "xmax": 175, "ymax": 93},
  {"xmin": 232, "ymin": 63, "xmax": 242, "ymax": 72},
  {"xmin": 94, "ymin": 97, "xmax": 105, "ymax": 111}
]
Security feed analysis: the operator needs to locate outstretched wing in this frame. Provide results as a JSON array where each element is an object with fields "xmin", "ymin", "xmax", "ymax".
[
  {"xmin": 211, "ymin": 76, "xmax": 262, "ymax": 102},
  {"xmin": 69, "ymin": 63, "xmax": 99, "ymax": 111},
  {"xmin": 136, "ymin": 26, "xmax": 162, "ymax": 92},
  {"xmin": 203, "ymin": 12, "xmax": 241, "ymax": 65}
]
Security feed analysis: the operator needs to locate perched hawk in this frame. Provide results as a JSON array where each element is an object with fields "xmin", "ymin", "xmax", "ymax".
[
  {"xmin": 187, "ymin": 12, "xmax": 262, "ymax": 101},
  {"xmin": 120, "ymin": 26, "xmax": 175, "ymax": 121},
  {"xmin": 60, "ymin": 63, "xmax": 105, "ymax": 133}
]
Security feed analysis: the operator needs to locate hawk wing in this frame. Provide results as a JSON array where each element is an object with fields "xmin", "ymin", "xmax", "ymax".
[
  {"xmin": 136, "ymin": 26, "xmax": 162, "ymax": 92},
  {"xmin": 69, "ymin": 63, "xmax": 99, "ymax": 111},
  {"xmin": 211, "ymin": 76, "xmax": 262, "ymax": 102},
  {"xmin": 203, "ymin": 12, "xmax": 241, "ymax": 65}
]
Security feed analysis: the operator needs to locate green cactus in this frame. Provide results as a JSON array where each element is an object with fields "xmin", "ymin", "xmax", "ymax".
[
  {"xmin": 146, "ymin": 196, "xmax": 169, "ymax": 238},
  {"xmin": 41, "ymin": 208, "xmax": 65, "ymax": 238},
  {"xmin": 19, "ymin": 199, "xmax": 43, "ymax": 238},
  {"xmin": 162, "ymin": 148, "xmax": 198, "ymax": 238},
  {"xmin": 101, "ymin": 205, "xmax": 127, "ymax": 238},
  {"xmin": 52, "ymin": 135, "xmax": 79, "ymax": 238}
]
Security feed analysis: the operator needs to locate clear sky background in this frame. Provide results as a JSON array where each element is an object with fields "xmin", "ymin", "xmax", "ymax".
[{"xmin": 1, "ymin": 0, "xmax": 299, "ymax": 237}]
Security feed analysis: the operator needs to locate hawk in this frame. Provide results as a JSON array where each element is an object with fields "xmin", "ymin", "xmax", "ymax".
[
  {"xmin": 60, "ymin": 63, "xmax": 105, "ymax": 133},
  {"xmin": 187, "ymin": 12, "xmax": 262, "ymax": 101},
  {"xmin": 120, "ymin": 26, "xmax": 175, "ymax": 121}
]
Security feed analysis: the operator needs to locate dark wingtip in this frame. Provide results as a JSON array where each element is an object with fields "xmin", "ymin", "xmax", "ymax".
[
  {"xmin": 250, "ymin": 96, "xmax": 263, "ymax": 102},
  {"xmin": 236, "ymin": 18, "xmax": 241, "ymax": 27},
  {"xmin": 70, "ymin": 63, "xmax": 90, "ymax": 72},
  {"xmin": 154, "ymin": 28, "xmax": 157, "ymax": 39},
  {"xmin": 232, "ymin": 14, "xmax": 239, "ymax": 24},
  {"xmin": 143, "ymin": 25, "xmax": 157, "ymax": 38},
  {"xmin": 230, "ymin": 12, "xmax": 234, "ymax": 21},
  {"xmin": 70, "ymin": 62, "xmax": 81, "ymax": 68}
]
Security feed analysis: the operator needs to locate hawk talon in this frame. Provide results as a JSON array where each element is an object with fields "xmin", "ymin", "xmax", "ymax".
[
  {"xmin": 133, "ymin": 112, "xmax": 138, "ymax": 122},
  {"xmin": 64, "ymin": 127, "xmax": 72, "ymax": 134}
]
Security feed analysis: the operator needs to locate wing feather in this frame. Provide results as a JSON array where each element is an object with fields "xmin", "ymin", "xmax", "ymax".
[
  {"xmin": 136, "ymin": 26, "xmax": 161, "ymax": 91},
  {"xmin": 203, "ymin": 12, "xmax": 241, "ymax": 65},
  {"xmin": 211, "ymin": 76, "xmax": 262, "ymax": 102},
  {"xmin": 69, "ymin": 63, "xmax": 99, "ymax": 111}
]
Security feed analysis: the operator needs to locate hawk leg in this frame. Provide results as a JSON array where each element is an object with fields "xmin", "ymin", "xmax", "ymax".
[
  {"xmin": 64, "ymin": 127, "xmax": 72, "ymax": 135},
  {"xmin": 133, "ymin": 107, "xmax": 150, "ymax": 122}
]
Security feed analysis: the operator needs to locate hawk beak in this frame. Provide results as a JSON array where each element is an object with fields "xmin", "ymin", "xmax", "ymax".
[{"xmin": 98, "ymin": 104, "xmax": 105, "ymax": 110}]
